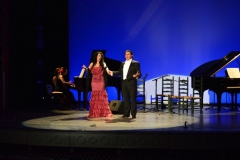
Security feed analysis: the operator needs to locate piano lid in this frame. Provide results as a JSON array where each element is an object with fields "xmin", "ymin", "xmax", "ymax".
[
  {"xmin": 88, "ymin": 50, "xmax": 121, "ymax": 74},
  {"xmin": 89, "ymin": 50, "xmax": 106, "ymax": 64},
  {"xmin": 190, "ymin": 51, "xmax": 240, "ymax": 77}
]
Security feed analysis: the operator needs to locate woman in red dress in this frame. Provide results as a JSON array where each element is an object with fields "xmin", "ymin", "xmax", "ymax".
[{"xmin": 82, "ymin": 52, "xmax": 113, "ymax": 118}]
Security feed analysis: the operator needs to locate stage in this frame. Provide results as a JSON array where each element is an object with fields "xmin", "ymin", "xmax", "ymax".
[{"xmin": 1, "ymin": 104, "xmax": 240, "ymax": 159}]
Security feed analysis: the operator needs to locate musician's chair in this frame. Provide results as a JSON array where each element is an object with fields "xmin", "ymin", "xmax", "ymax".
[
  {"xmin": 178, "ymin": 77, "xmax": 189, "ymax": 114},
  {"xmin": 156, "ymin": 77, "xmax": 175, "ymax": 111},
  {"xmin": 179, "ymin": 77, "xmax": 202, "ymax": 114},
  {"xmin": 191, "ymin": 77, "xmax": 203, "ymax": 114}
]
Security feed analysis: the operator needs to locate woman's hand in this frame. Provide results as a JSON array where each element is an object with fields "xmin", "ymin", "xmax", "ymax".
[
  {"xmin": 82, "ymin": 65, "xmax": 87, "ymax": 70},
  {"xmin": 107, "ymin": 70, "xmax": 112, "ymax": 75}
]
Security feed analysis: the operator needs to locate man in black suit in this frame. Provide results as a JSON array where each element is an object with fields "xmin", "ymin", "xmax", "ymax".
[{"xmin": 109, "ymin": 50, "xmax": 141, "ymax": 119}]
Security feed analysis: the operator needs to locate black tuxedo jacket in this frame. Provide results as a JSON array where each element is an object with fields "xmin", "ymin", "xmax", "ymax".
[{"xmin": 113, "ymin": 60, "xmax": 141, "ymax": 80}]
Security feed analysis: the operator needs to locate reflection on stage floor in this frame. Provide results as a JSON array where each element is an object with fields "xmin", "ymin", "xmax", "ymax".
[
  {"xmin": 1, "ymin": 104, "xmax": 240, "ymax": 159},
  {"xmin": 1, "ymin": 104, "xmax": 240, "ymax": 132}
]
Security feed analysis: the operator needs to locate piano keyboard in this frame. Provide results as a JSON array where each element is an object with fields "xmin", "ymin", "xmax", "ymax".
[{"xmin": 227, "ymin": 86, "xmax": 240, "ymax": 89}]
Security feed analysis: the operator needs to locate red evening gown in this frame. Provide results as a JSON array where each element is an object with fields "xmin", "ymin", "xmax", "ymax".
[{"xmin": 87, "ymin": 66, "xmax": 113, "ymax": 118}]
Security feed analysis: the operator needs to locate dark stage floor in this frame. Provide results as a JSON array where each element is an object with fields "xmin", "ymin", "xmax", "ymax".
[{"xmin": 1, "ymin": 104, "xmax": 240, "ymax": 159}]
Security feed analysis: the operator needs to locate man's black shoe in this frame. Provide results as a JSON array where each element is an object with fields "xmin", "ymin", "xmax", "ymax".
[
  {"xmin": 132, "ymin": 116, "xmax": 136, "ymax": 119},
  {"xmin": 122, "ymin": 115, "xmax": 129, "ymax": 118}
]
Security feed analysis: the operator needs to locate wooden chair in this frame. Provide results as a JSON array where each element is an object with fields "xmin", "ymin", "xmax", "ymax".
[
  {"xmin": 178, "ymin": 77, "xmax": 189, "ymax": 114},
  {"xmin": 156, "ymin": 76, "xmax": 175, "ymax": 111},
  {"xmin": 191, "ymin": 77, "xmax": 203, "ymax": 114},
  {"xmin": 178, "ymin": 77, "xmax": 202, "ymax": 115}
]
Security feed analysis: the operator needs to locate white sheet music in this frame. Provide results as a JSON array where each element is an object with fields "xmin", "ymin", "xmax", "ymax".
[
  {"xmin": 226, "ymin": 68, "xmax": 240, "ymax": 78},
  {"xmin": 79, "ymin": 68, "xmax": 85, "ymax": 78}
]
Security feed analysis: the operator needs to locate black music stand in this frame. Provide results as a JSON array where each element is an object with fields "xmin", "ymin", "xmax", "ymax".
[{"xmin": 137, "ymin": 73, "xmax": 149, "ymax": 113}]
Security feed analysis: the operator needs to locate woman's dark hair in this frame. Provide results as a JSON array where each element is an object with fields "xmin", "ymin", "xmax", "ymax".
[
  {"xmin": 91, "ymin": 51, "xmax": 107, "ymax": 88},
  {"xmin": 54, "ymin": 67, "xmax": 59, "ymax": 76},
  {"xmin": 92, "ymin": 51, "xmax": 105, "ymax": 69}
]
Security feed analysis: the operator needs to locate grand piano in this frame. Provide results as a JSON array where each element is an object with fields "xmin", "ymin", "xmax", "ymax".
[
  {"xmin": 190, "ymin": 51, "xmax": 240, "ymax": 113},
  {"xmin": 72, "ymin": 50, "xmax": 122, "ymax": 109}
]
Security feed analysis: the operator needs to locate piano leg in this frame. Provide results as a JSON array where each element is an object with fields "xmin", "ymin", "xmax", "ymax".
[
  {"xmin": 199, "ymin": 91, "xmax": 204, "ymax": 114},
  {"xmin": 199, "ymin": 96, "xmax": 203, "ymax": 114},
  {"xmin": 235, "ymin": 93, "xmax": 238, "ymax": 110},
  {"xmin": 77, "ymin": 91, "xmax": 81, "ymax": 106},
  {"xmin": 83, "ymin": 90, "xmax": 88, "ymax": 110},
  {"xmin": 74, "ymin": 90, "xmax": 88, "ymax": 110},
  {"xmin": 230, "ymin": 93, "xmax": 238, "ymax": 111},
  {"xmin": 231, "ymin": 93, "xmax": 235, "ymax": 110},
  {"xmin": 217, "ymin": 93, "xmax": 222, "ymax": 113}
]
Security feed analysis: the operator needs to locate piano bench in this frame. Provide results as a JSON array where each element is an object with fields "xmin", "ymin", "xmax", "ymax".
[
  {"xmin": 51, "ymin": 92, "xmax": 69, "ymax": 110},
  {"xmin": 52, "ymin": 91, "xmax": 63, "ymax": 94}
]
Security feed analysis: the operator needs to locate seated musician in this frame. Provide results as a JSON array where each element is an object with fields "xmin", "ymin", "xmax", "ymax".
[
  {"xmin": 55, "ymin": 67, "xmax": 77, "ymax": 109},
  {"xmin": 52, "ymin": 67, "xmax": 59, "ymax": 89}
]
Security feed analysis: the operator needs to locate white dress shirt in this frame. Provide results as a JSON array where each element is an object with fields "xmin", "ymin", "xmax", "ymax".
[{"xmin": 123, "ymin": 59, "xmax": 132, "ymax": 80}]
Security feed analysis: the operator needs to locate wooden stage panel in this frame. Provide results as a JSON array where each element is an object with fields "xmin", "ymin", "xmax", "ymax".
[{"xmin": 1, "ymin": 105, "xmax": 240, "ymax": 149}]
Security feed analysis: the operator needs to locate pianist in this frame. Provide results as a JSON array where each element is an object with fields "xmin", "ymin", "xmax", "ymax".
[
  {"xmin": 55, "ymin": 67, "xmax": 77, "ymax": 109},
  {"xmin": 52, "ymin": 67, "xmax": 59, "ymax": 89},
  {"xmin": 82, "ymin": 51, "xmax": 113, "ymax": 118}
]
